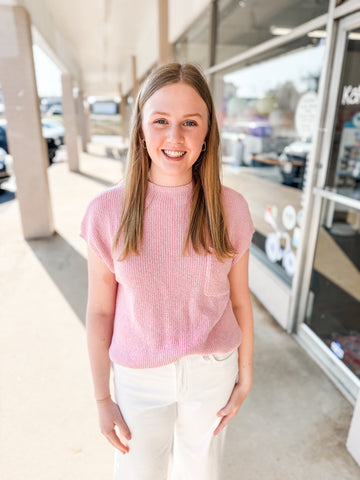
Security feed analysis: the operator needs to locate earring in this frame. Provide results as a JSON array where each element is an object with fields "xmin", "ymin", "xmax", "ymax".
[{"xmin": 201, "ymin": 142, "xmax": 206, "ymax": 152}]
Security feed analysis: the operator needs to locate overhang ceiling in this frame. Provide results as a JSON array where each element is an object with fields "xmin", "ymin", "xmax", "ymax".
[
  {"xmin": 0, "ymin": 0, "xmax": 330, "ymax": 98},
  {"xmin": 1, "ymin": 0, "xmax": 209, "ymax": 97},
  {"xmin": 27, "ymin": 0, "xmax": 159, "ymax": 96}
]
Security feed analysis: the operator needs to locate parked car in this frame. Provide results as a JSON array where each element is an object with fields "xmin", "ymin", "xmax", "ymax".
[
  {"xmin": 0, "ymin": 147, "xmax": 10, "ymax": 190},
  {"xmin": 0, "ymin": 121, "xmax": 8, "ymax": 152},
  {"xmin": 41, "ymin": 119, "xmax": 65, "ymax": 163},
  {"xmin": 41, "ymin": 119, "xmax": 65, "ymax": 145},
  {"xmin": 0, "ymin": 119, "xmax": 61, "ymax": 165},
  {"xmin": 47, "ymin": 103, "xmax": 62, "ymax": 115}
]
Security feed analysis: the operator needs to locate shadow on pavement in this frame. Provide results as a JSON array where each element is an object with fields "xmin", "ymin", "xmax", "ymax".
[
  {"xmin": 27, "ymin": 230, "xmax": 88, "ymax": 326},
  {"xmin": 86, "ymin": 146, "xmax": 128, "ymax": 167},
  {"xmin": 0, "ymin": 188, "xmax": 15, "ymax": 203},
  {"xmin": 74, "ymin": 170, "xmax": 118, "ymax": 188}
]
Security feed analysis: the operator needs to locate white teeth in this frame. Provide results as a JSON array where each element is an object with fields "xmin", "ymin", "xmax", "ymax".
[{"xmin": 163, "ymin": 150, "xmax": 185, "ymax": 158}]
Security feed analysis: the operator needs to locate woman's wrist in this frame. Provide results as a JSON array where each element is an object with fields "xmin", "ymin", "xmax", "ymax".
[
  {"xmin": 95, "ymin": 394, "xmax": 112, "ymax": 403},
  {"xmin": 235, "ymin": 377, "xmax": 252, "ymax": 393}
]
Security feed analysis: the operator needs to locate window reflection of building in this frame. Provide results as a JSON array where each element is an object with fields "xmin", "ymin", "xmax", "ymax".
[
  {"xmin": 305, "ymin": 28, "xmax": 360, "ymax": 382},
  {"xmin": 306, "ymin": 199, "xmax": 360, "ymax": 379},
  {"xmin": 215, "ymin": 38, "xmax": 325, "ymax": 282},
  {"xmin": 215, "ymin": 0, "xmax": 329, "ymax": 65},
  {"xmin": 173, "ymin": 8, "xmax": 211, "ymax": 68},
  {"xmin": 217, "ymin": 41, "xmax": 325, "ymax": 185},
  {"xmin": 326, "ymin": 30, "xmax": 360, "ymax": 201}
]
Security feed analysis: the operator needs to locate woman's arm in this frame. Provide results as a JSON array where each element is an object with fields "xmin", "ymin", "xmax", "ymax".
[
  {"xmin": 214, "ymin": 249, "xmax": 254, "ymax": 435},
  {"xmin": 86, "ymin": 246, "xmax": 131, "ymax": 453}
]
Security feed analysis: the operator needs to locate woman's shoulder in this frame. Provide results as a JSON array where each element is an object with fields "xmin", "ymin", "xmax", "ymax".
[
  {"xmin": 85, "ymin": 181, "xmax": 125, "ymax": 212},
  {"xmin": 221, "ymin": 185, "xmax": 250, "ymax": 212},
  {"xmin": 221, "ymin": 185, "xmax": 255, "ymax": 261}
]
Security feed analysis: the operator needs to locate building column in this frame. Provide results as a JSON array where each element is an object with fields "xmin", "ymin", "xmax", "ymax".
[
  {"xmin": 0, "ymin": 5, "xmax": 54, "ymax": 239},
  {"xmin": 85, "ymin": 103, "xmax": 91, "ymax": 144},
  {"xmin": 76, "ymin": 90, "xmax": 88, "ymax": 153},
  {"xmin": 208, "ymin": 0, "xmax": 218, "ymax": 92},
  {"xmin": 118, "ymin": 82, "xmax": 127, "ymax": 140},
  {"xmin": 132, "ymin": 55, "xmax": 139, "ymax": 101},
  {"xmin": 209, "ymin": 0, "xmax": 218, "ymax": 68},
  {"xmin": 61, "ymin": 74, "xmax": 79, "ymax": 171},
  {"xmin": 347, "ymin": 392, "xmax": 360, "ymax": 466},
  {"xmin": 158, "ymin": 0, "xmax": 171, "ymax": 66}
]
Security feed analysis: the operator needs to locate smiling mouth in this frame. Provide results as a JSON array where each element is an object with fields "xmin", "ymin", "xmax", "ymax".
[{"xmin": 162, "ymin": 149, "xmax": 186, "ymax": 158}]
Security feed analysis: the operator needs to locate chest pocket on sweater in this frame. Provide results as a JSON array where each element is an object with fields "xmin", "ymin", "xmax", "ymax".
[{"xmin": 204, "ymin": 248, "xmax": 232, "ymax": 297}]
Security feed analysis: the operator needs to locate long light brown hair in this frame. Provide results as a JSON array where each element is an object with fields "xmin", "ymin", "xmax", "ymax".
[{"xmin": 112, "ymin": 62, "xmax": 235, "ymax": 261}]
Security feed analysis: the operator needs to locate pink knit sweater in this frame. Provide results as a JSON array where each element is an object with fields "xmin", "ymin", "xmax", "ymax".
[{"xmin": 80, "ymin": 181, "xmax": 254, "ymax": 368}]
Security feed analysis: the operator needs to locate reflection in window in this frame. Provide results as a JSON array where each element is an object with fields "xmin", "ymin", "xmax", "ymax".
[
  {"xmin": 326, "ymin": 28, "xmax": 360, "ymax": 202},
  {"xmin": 217, "ymin": 37, "xmax": 325, "ymax": 282},
  {"xmin": 216, "ymin": 0, "xmax": 329, "ymax": 64},
  {"xmin": 306, "ymin": 200, "xmax": 360, "ymax": 379},
  {"xmin": 217, "ymin": 40, "xmax": 325, "ymax": 189},
  {"xmin": 173, "ymin": 8, "xmax": 211, "ymax": 68}
]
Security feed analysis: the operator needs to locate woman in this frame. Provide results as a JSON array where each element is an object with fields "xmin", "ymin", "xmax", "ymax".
[{"xmin": 80, "ymin": 63, "xmax": 254, "ymax": 480}]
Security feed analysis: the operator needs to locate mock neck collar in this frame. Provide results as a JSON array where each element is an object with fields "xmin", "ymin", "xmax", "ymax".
[{"xmin": 146, "ymin": 180, "xmax": 193, "ymax": 203}]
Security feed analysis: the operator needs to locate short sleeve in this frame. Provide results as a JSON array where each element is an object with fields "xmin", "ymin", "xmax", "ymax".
[
  {"xmin": 222, "ymin": 187, "xmax": 255, "ymax": 265},
  {"xmin": 80, "ymin": 194, "xmax": 115, "ymax": 273}
]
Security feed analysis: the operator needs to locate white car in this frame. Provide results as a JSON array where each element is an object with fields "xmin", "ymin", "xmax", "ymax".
[
  {"xmin": 47, "ymin": 103, "xmax": 63, "ymax": 115},
  {"xmin": 0, "ymin": 147, "xmax": 10, "ymax": 189},
  {"xmin": 41, "ymin": 119, "xmax": 65, "ymax": 145}
]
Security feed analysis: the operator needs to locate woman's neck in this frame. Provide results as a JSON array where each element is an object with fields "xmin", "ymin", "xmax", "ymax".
[{"xmin": 148, "ymin": 170, "xmax": 192, "ymax": 187}]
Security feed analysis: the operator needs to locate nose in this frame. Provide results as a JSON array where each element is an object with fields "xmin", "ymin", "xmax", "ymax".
[{"xmin": 167, "ymin": 124, "xmax": 184, "ymax": 143}]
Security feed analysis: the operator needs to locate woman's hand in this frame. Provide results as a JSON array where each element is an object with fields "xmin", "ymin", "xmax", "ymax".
[
  {"xmin": 96, "ymin": 398, "xmax": 132, "ymax": 454},
  {"xmin": 213, "ymin": 380, "xmax": 252, "ymax": 436}
]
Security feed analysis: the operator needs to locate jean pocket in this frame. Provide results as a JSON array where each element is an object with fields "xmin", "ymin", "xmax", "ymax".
[{"xmin": 202, "ymin": 349, "xmax": 238, "ymax": 363}]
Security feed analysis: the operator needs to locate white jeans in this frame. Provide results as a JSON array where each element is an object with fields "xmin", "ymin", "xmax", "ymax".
[{"xmin": 113, "ymin": 349, "xmax": 239, "ymax": 480}]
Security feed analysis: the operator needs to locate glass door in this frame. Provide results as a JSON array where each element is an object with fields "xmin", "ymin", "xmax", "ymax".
[{"xmin": 297, "ymin": 12, "xmax": 360, "ymax": 403}]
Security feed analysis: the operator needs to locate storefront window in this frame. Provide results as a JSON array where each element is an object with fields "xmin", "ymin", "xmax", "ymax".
[
  {"xmin": 305, "ymin": 26, "xmax": 360, "ymax": 381},
  {"xmin": 216, "ymin": 0, "xmax": 329, "ymax": 64},
  {"xmin": 305, "ymin": 200, "xmax": 360, "ymax": 379},
  {"xmin": 215, "ymin": 36, "xmax": 326, "ymax": 282},
  {"xmin": 325, "ymin": 28, "xmax": 360, "ymax": 202}
]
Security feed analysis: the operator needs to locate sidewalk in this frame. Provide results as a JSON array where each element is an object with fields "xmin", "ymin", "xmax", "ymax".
[{"xmin": 0, "ymin": 148, "xmax": 359, "ymax": 479}]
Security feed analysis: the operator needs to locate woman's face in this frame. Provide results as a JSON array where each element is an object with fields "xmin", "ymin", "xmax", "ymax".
[{"xmin": 141, "ymin": 82, "xmax": 209, "ymax": 186}]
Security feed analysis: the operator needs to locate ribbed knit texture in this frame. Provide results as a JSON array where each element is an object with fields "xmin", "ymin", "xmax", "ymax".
[{"xmin": 80, "ymin": 181, "xmax": 254, "ymax": 368}]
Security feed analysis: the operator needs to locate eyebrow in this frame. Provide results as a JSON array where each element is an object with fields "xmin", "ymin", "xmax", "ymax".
[{"xmin": 150, "ymin": 111, "xmax": 204, "ymax": 118}]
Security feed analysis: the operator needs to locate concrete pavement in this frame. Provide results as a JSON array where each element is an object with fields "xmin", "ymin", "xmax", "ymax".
[{"xmin": 0, "ymin": 147, "xmax": 359, "ymax": 479}]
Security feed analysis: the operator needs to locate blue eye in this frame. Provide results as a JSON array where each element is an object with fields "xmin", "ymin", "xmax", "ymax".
[
  {"xmin": 155, "ymin": 119, "xmax": 166, "ymax": 124},
  {"xmin": 184, "ymin": 120, "xmax": 197, "ymax": 126}
]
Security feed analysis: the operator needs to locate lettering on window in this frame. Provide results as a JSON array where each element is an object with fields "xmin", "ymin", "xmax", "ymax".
[{"xmin": 342, "ymin": 85, "xmax": 360, "ymax": 105}]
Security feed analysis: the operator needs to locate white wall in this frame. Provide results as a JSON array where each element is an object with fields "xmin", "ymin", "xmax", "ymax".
[
  {"xmin": 169, "ymin": 0, "xmax": 210, "ymax": 43},
  {"xmin": 249, "ymin": 254, "xmax": 292, "ymax": 331}
]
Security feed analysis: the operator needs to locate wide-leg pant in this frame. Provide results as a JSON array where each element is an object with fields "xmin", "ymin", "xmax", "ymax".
[{"xmin": 113, "ymin": 349, "xmax": 239, "ymax": 480}]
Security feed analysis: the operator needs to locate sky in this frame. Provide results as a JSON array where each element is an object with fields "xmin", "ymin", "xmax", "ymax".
[
  {"xmin": 33, "ymin": 45, "xmax": 62, "ymax": 97},
  {"xmin": 224, "ymin": 42, "xmax": 326, "ymax": 98}
]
